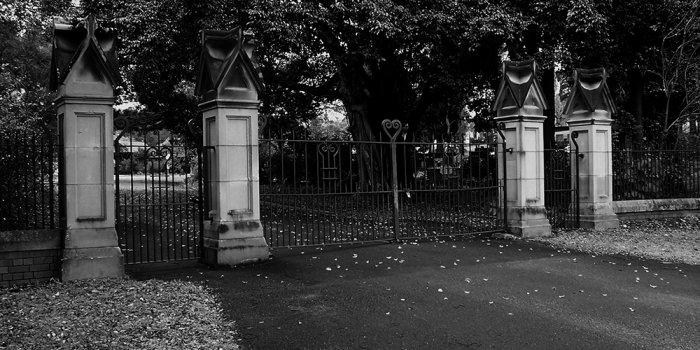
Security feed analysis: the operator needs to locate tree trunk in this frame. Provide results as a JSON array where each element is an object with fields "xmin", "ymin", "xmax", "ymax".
[
  {"xmin": 629, "ymin": 70, "xmax": 645, "ymax": 148},
  {"xmin": 542, "ymin": 67, "xmax": 556, "ymax": 149},
  {"xmin": 337, "ymin": 52, "xmax": 417, "ymax": 190}
]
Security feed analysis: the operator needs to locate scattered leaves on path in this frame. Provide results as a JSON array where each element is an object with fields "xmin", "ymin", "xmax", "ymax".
[
  {"xmin": 0, "ymin": 278, "xmax": 239, "ymax": 350},
  {"xmin": 532, "ymin": 217, "xmax": 700, "ymax": 265}
]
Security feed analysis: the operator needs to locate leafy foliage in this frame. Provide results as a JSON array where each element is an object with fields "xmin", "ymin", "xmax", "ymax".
[
  {"xmin": 0, "ymin": 1, "xmax": 70, "ymax": 230},
  {"xmin": 2, "ymin": 0, "xmax": 695, "ymax": 148},
  {"xmin": 0, "ymin": 0, "xmax": 75, "ymax": 137},
  {"xmin": 80, "ymin": 0, "xmax": 527, "ymax": 140}
]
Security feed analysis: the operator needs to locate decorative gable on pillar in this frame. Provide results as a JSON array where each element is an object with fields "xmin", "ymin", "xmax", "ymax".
[
  {"xmin": 492, "ymin": 60, "xmax": 549, "ymax": 118},
  {"xmin": 196, "ymin": 27, "xmax": 270, "ymax": 266},
  {"xmin": 564, "ymin": 68, "xmax": 616, "ymax": 118},
  {"xmin": 49, "ymin": 14, "xmax": 121, "ymax": 97},
  {"xmin": 195, "ymin": 28, "xmax": 264, "ymax": 102}
]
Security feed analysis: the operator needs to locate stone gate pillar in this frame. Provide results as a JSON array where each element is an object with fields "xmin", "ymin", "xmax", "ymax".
[
  {"xmin": 195, "ymin": 28, "xmax": 270, "ymax": 266},
  {"xmin": 565, "ymin": 68, "xmax": 619, "ymax": 229},
  {"xmin": 492, "ymin": 60, "xmax": 552, "ymax": 237},
  {"xmin": 50, "ymin": 15, "xmax": 123, "ymax": 280}
]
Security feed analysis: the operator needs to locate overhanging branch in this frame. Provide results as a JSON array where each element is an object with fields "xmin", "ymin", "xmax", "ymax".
[{"xmin": 283, "ymin": 73, "xmax": 341, "ymax": 99}]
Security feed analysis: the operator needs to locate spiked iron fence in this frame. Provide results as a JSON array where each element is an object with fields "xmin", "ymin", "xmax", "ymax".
[
  {"xmin": 543, "ymin": 132, "xmax": 580, "ymax": 230},
  {"xmin": 259, "ymin": 119, "xmax": 506, "ymax": 248},
  {"xmin": 114, "ymin": 115, "xmax": 205, "ymax": 264},
  {"xmin": 612, "ymin": 149, "xmax": 700, "ymax": 200},
  {"xmin": 0, "ymin": 131, "xmax": 62, "ymax": 231}
]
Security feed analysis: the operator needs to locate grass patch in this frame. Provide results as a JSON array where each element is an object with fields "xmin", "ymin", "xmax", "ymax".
[
  {"xmin": 0, "ymin": 278, "xmax": 239, "ymax": 350},
  {"xmin": 532, "ymin": 217, "xmax": 700, "ymax": 265}
]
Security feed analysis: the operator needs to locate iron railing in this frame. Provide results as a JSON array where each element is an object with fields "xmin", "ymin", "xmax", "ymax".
[
  {"xmin": 0, "ymin": 131, "xmax": 61, "ymax": 231},
  {"xmin": 114, "ymin": 115, "xmax": 203, "ymax": 264},
  {"xmin": 543, "ymin": 133, "xmax": 580, "ymax": 230},
  {"xmin": 612, "ymin": 149, "xmax": 700, "ymax": 200},
  {"xmin": 259, "ymin": 119, "xmax": 506, "ymax": 247}
]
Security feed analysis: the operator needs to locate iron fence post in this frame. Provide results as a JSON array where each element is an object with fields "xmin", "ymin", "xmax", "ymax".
[
  {"xmin": 58, "ymin": 119, "xmax": 66, "ymax": 231},
  {"xmin": 114, "ymin": 140, "xmax": 120, "ymax": 234},
  {"xmin": 48, "ymin": 137, "xmax": 56, "ymax": 229},
  {"xmin": 391, "ymin": 140, "xmax": 400, "ymax": 242},
  {"xmin": 496, "ymin": 122, "xmax": 508, "ymax": 229},
  {"xmin": 571, "ymin": 131, "xmax": 582, "ymax": 228},
  {"xmin": 198, "ymin": 145, "xmax": 205, "ymax": 261},
  {"xmin": 382, "ymin": 119, "xmax": 403, "ymax": 242}
]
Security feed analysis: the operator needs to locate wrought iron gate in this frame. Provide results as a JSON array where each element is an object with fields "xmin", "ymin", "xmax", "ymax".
[
  {"xmin": 259, "ymin": 119, "xmax": 506, "ymax": 247},
  {"xmin": 114, "ymin": 115, "xmax": 204, "ymax": 264},
  {"xmin": 544, "ymin": 132, "xmax": 580, "ymax": 230}
]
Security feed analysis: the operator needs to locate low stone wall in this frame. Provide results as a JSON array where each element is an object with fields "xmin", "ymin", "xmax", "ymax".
[
  {"xmin": 613, "ymin": 198, "xmax": 700, "ymax": 220},
  {"xmin": 0, "ymin": 229, "xmax": 62, "ymax": 288}
]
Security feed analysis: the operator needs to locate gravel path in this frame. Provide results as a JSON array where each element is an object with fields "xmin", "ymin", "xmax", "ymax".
[{"xmin": 531, "ymin": 217, "xmax": 700, "ymax": 265}]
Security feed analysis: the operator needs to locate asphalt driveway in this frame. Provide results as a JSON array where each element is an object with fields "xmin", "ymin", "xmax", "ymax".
[{"xmin": 130, "ymin": 237, "xmax": 700, "ymax": 350}]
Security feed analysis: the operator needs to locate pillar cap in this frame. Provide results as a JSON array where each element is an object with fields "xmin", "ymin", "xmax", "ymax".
[
  {"xmin": 492, "ymin": 60, "xmax": 549, "ymax": 118},
  {"xmin": 564, "ymin": 68, "xmax": 616, "ymax": 117},
  {"xmin": 195, "ymin": 28, "xmax": 264, "ymax": 102},
  {"xmin": 198, "ymin": 98, "xmax": 261, "ymax": 111},
  {"xmin": 49, "ymin": 14, "xmax": 122, "ymax": 92}
]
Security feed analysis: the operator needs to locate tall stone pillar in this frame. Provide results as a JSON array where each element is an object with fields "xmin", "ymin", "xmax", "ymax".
[
  {"xmin": 492, "ymin": 60, "xmax": 552, "ymax": 237},
  {"xmin": 565, "ymin": 68, "xmax": 619, "ymax": 229},
  {"xmin": 195, "ymin": 29, "xmax": 270, "ymax": 266},
  {"xmin": 50, "ymin": 16, "xmax": 123, "ymax": 280}
]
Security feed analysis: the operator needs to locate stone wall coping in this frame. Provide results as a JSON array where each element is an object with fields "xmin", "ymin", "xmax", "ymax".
[
  {"xmin": 0, "ymin": 229, "xmax": 62, "ymax": 252},
  {"xmin": 613, "ymin": 198, "xmax": 700, "ymax": 214}
]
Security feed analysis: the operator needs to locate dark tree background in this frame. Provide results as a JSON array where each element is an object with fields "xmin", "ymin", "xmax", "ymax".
[{"xmin": 2, "ymin": 0, "xmax": 699, "ymax": 148}]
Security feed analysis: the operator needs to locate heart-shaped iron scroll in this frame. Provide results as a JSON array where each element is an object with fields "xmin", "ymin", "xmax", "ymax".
[
  {"xmin": 187, "ymin": 118, "xmax": 202, "ymax": 140},
  {"xmin": 319, "ymin": 142, "xmax": 339, "ymax": 157},
  {"xmin": 258, "ymin": 115, "xmax": 268, "ymax": 137},
  {"xmin": 146, "ymin": 145, "xmax": 171, "ymax": 159},
  {"xmin": 382, "ymin": 119, "xmax": 403, "ymax": 141}
]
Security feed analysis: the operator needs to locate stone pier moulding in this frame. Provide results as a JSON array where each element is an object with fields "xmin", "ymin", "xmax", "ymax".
[
  {"xmin": 492, "ymin": 60, "xmax": 552, "ymax": 237},
  {"xmin": 50, "ymin": 15, "xmax": 124, "ymax": 280},
  {"xmin": 195, "ymin": 28, "xmax": 270, "ymax": 266},
  {"xmin": 564, "ymin": 68, "xmax": 619, "ymax": 230}
]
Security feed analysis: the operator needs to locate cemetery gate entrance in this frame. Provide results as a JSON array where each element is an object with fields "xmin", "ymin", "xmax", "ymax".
[
  {"xmin": 544, "ymin": 132, "xmax": 581, "ymax": 230},
  {"xmin": 259, "ymin": 119, "xmax": 507, "ymax": 247},
  {"xmin": 114, "ymin": 115, "xmax": 205, "ymax": 264}
]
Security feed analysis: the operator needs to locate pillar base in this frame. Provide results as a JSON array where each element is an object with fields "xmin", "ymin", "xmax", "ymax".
[
  {"xmin": 202, "ymin": 220, "xmax": 270, "ymax": 266},
  {"xmin": 505, "ymin": 206, "xmax": 552, "ymax": 238},
  {"xmin": 579, "ymin": 203, "xmax": 620, "ymax": 230},
  {"xmin": 579, "ymin": 214, "xmax": 619, "ymax": 230},
  {"xmin": 61, "ymin": 246, "xmax": 124, "ymax": 281}
]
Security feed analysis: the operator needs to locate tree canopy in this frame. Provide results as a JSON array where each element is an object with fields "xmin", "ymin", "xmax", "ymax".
[
  {"xmin": 2, "ymin": 0, "xmax": 698, "ymax": 147},
  {"xmin": 0, "ymin": 0, "xmax": 77, "ymax": 137}
]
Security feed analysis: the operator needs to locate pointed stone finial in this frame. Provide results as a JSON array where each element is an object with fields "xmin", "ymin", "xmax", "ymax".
[
  {"xmin": 195, "ymin": 27, "xmax": 264, "ymax": 102},
  {"xmin": 492, "ymin": 59, "xmax": 549, "ymax": 118},
  {"xmin": 564, "ymin": 68, "xmax": 616, "ymax": 118},
  {"xmin": 50, "ymin": 14, "xmax": 120, "ymax": 92},
  {"xmin": 86, "ymin": 13, "xmax": 97, "ymax": 37}
]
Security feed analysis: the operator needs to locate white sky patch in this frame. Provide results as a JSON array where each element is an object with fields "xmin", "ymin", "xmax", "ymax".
[
  {"xmin": 319, "ymin": 99, "xmax": 347, "ymax": 122},
  {"xmin": 114, "ymin": 101, "xmax": 143, "ymax": 112}
]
